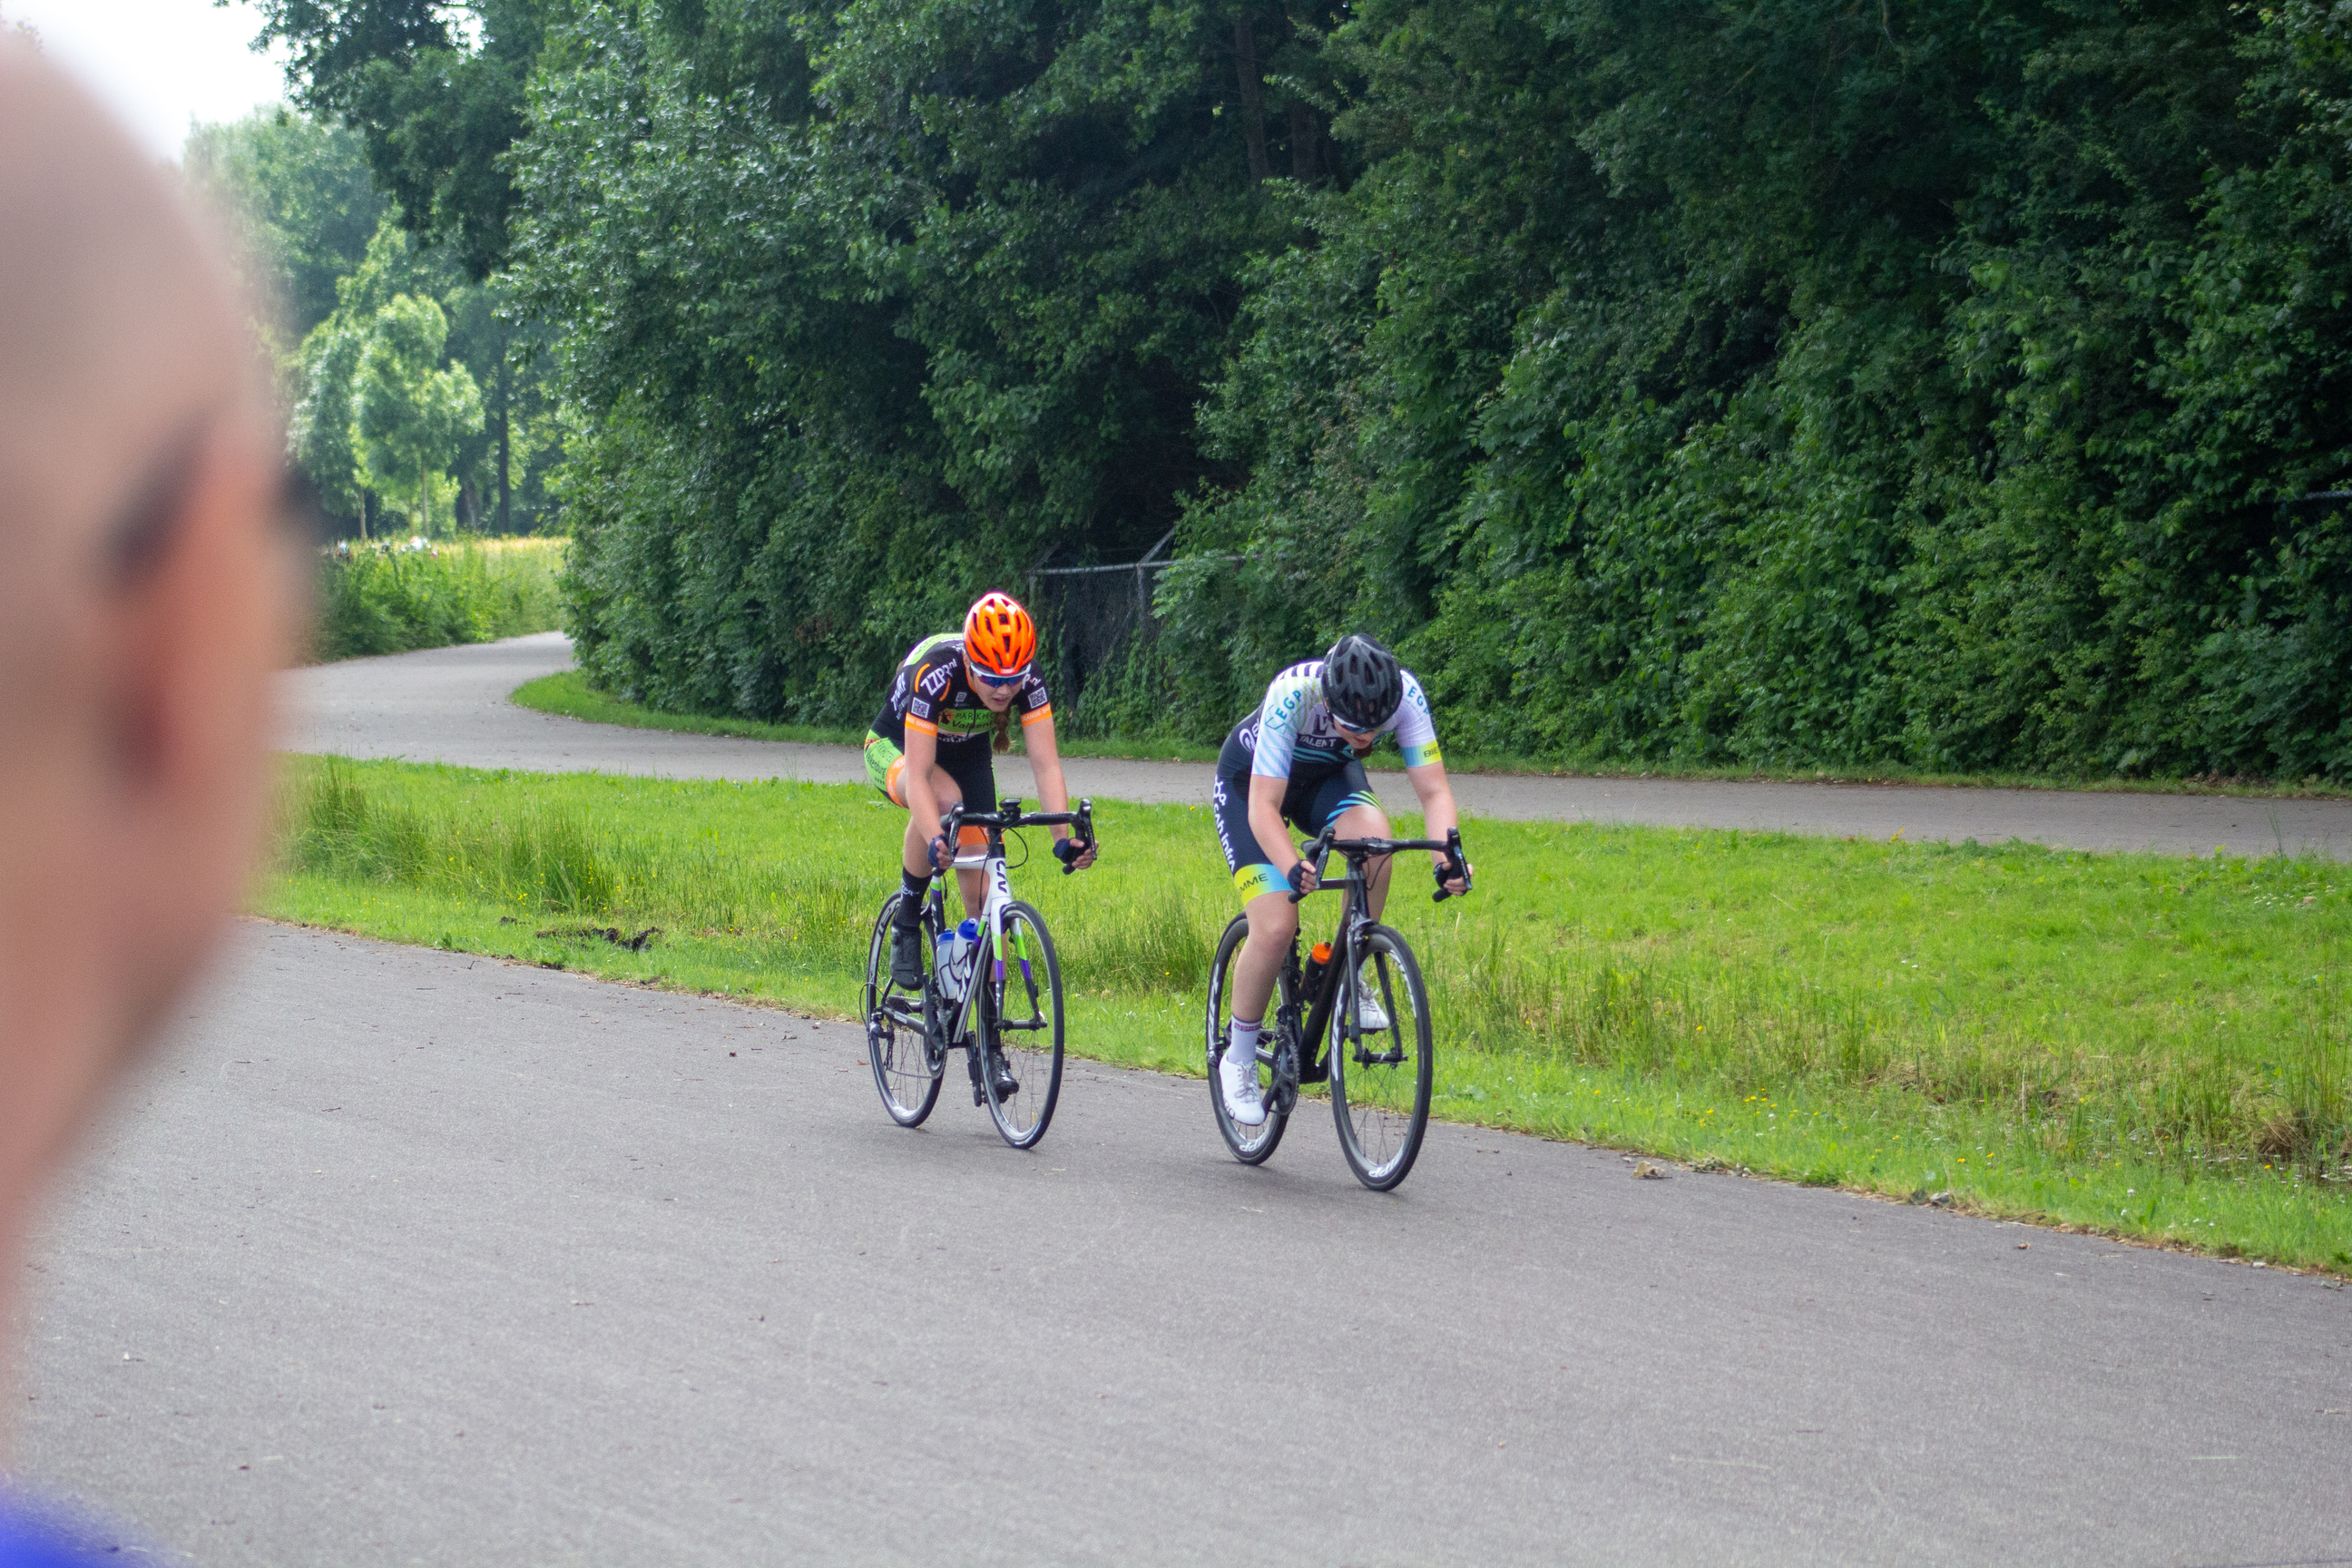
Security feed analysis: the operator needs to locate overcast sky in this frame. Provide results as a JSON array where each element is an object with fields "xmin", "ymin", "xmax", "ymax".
[{"xmin": 7, "ymin": 0, "xmax": 290, "ymax": 161}]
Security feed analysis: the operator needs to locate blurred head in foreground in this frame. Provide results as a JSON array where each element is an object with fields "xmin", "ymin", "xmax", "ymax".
[{"xmin": 0, "ymin": 40, "xmax": 293, "ymax": 1340}]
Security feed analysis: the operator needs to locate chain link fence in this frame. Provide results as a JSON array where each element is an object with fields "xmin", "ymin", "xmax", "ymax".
[{"xmin": 1024, "ymin": 529, "xmax": 1178, "ymax": 740}]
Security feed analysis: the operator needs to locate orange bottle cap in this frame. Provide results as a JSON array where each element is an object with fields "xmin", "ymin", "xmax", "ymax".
[{"xmin": 1311, "ymin": 943, "xmax": 1331, "ymax": 963}]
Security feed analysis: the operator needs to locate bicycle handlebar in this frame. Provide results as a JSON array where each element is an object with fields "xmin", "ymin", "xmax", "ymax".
[
  {"xmin": 1286, "ymin": 827, "xmax": 1472, "ymax": 903},
  {"xmin": 940, "ymin": 798, "xmax": 1097, "ymax": 874}
]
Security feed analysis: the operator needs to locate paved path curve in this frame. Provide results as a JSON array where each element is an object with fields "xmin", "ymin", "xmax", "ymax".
[
  {"xmin": 283, "ymin": 634, "xmax": 2352, "ymax": 858},
  {"xmin": 14, "ymin": 925, "xmax": 2350, "ymax": 1566}
]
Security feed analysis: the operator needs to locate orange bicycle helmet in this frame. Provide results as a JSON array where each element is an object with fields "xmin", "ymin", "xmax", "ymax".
[{"xmin": 963, "ymin": 592, "xmax": 1038, "ymax": 675}]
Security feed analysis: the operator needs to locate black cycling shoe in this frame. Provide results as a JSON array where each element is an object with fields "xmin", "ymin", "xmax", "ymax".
[
  {"xmin": 888, "ymin": 922, "xmax": 926, "ymax": 989},
  {"xmin": 970, "ymin": 1048, "xmax": 1021, "ymax": 1106}
]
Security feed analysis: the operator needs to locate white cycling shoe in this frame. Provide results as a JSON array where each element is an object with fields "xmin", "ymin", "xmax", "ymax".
[
  {"xmin": 1355, "ymin": 985, "xmax": 1391, "ymax": 1032},
  {"xmin": 1220, "ymin": 1046, "xmax": 1267, "ymax": 1127}
]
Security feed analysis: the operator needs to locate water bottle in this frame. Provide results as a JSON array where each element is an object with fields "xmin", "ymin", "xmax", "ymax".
[
  {"xmin": 1301, "ymin": 941, "xmax": 1333, "ymax": 998},
  {"xmin": 955, "ymin": 919, "xmax": 981, "ymax": 995},
  {"xmin": 934, "ymin": 926, "xmax": 959, "ymax": 996},
  {"xmin": 940, "ymin": 918, "xmax": 979, "ymax": 999}
]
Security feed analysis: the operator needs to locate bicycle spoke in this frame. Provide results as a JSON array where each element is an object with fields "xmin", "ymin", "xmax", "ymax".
[
  {"xmin": 982, "ymin": 902, "xmax": 1063, "ymax": 1148},
  {"xmin": 1330, "ymin": 929, "xmax": 1433, "ymax": 1190},
  {"xmin": 864, "ymin": 894, "xmax": 943, "ymax": 1128},
  {"xmin": 1207, "ymin": 913, "xmax": 1292, "ymax": 1164}
]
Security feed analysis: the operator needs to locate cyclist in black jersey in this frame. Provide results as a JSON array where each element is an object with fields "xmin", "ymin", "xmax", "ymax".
[{"xmin": 866, "ymin": 593, "xmax": 1096, "ymax": 1013}]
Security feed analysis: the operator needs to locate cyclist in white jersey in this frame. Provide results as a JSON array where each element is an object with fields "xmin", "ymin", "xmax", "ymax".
[{"xmin": 1210, "ymin": 633, "xmax": 1469, "ymax": 1125}]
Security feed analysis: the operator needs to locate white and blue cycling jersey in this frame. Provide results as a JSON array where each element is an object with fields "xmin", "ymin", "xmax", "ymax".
[{"xmin": 1225, "ymin": 660, "xmax": 1442, "ymax": 779}]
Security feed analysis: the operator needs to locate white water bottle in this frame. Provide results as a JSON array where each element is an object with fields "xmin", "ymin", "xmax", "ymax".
[
  {"xmin": 939, "ymin": 918, "xmax": 979, "ymax": 999},
  {"xmin": 934, "ymin": 926, "xmax": 960, "ymax": 997},
  {"xmin": 953, "ymin": 919, "xmax": 980, "ymax": 995}
]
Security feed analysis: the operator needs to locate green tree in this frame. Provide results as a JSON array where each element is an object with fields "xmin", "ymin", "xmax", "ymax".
[
  {"xmin": 291, "ymin": 216, "xmax": 456, "ymax": 532},
  {"xmin": 289, "ymin": 311, "xmax": 369, "ymax": 523},
  {"xmin": 224, "ymin": 4, "xmax": 566, "ymax": 530},
  {"xmin": 262, "ymin": 0, "xmax": 2352, "ymax": 778},
  {"xmin": 290, "ymin": 214, "xmax": 556, "ymax": 535},
  {"xmin": 350, "ymin": 292, "xmax": 486, "ymax": 535},
  {"xmin": 237, "ymin": 0, "xmax": 544, "ymax": 279},
  {"xmin": 181, "ymin": 108, "xmax": 384, "ymax": 351},
  {"xmin": 508, "ymin": 0, "xmax": 1298, "ymax": 721},
  {"xmin": 1168, "ymin": 0, "xmax": 2352, "ymax": 779}
]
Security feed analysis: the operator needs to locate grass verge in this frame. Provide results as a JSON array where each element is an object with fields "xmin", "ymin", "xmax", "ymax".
[
  {"xmin": 260, "ymin": 755, "xmax": 2352, "ymax": 1270},
  {"xmin": 508, "ymin": 670, "xmax": 2352, "ymax": 797}
]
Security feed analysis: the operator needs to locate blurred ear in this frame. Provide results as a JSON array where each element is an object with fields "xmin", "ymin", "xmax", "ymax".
[{"xmin": 96, "ymin": 412, "xmax": 297, "ymax": 1047}]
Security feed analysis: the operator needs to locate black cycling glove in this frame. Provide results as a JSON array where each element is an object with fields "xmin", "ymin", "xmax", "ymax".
[
  {"xmin": 1052, "ymin": 837, "xmax": 1084, "ymax": 867},
  {"xmin": 1287, "ymin": 860, "xmax": 1316, "ymax": 895},
  {"xmin": 1434, "ymin": 858, "xmax": 1455, "ymax": 893}
]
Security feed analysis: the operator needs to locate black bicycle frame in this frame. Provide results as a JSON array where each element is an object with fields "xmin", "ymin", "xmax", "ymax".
[{"xmin": 1279, "ymin": 827, "xmax": 1468, "ymax": 1084}]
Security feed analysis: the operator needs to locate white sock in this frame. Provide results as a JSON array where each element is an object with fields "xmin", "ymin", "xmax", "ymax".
[{"xmin": 1228, "ymin": 1018, "xmax": 1261, "ymax": 1080}]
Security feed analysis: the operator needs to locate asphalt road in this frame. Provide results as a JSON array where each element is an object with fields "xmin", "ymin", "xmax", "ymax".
[
  {"xmin": 282, "ymin": 633, "xmax": 2352, "ymax": 858},
  {"xmin": 12, "ymin": 924, "xmax": 2350, "ymax": 1566}
]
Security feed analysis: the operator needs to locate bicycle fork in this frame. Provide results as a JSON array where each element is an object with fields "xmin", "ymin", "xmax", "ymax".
[{"xmin": 1295, "ymin": 922, "xmax": 1406, "ymax": 1076}]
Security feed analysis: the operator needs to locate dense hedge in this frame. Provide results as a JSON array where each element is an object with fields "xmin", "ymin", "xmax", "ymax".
[{"xmin": 512, "ymin": 0, "xmax": 2352, "ymax": 779}]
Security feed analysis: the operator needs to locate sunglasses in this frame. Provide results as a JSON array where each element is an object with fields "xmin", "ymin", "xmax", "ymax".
[{"xmin": 975, "ymin": 666, "xmax": 1031, "ymax": 688}]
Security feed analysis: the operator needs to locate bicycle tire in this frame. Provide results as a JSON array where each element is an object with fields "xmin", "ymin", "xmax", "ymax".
[
  {"xmin": 979, "ymin": 899, "xmax": 1063, "ymax": 1148},
  {"xmin": 1329, "ymin": 924, "xmax": 1433, "ymax": 1191},
  {"xmin": 1207, "ymin": 912, "xmax": 1290, "ymax": 1164},
  {"xmin": 864, "ymin": 893, "xmax": 943, "ymax": 1127}
]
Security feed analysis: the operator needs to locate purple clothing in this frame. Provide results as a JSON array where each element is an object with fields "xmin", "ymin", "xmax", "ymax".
[{"xmin": 0, "ymin": 1499, "xmax": 118, "ymax": 1567}]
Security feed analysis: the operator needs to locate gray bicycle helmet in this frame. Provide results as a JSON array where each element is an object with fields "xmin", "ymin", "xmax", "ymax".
[{"xmin": 1321, "ymin": 632, "xmax": 1404, "ymax": 730}]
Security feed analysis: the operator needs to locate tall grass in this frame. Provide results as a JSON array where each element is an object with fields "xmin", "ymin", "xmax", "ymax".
[
  {"xmin": 1416, "ymin": 915, "xmax": 2351, "ymax": 1180},
  {"xmin": 311, "ymin": 537, "xmax": 565, "ymax": 662},
  {"xmin": 285, "ymin": 759, "xmax": 872, "ymax": 965}
]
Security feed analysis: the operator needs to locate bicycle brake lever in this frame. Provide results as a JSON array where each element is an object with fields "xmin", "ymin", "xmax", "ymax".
[
  {"xmin": 1286, "ymin": 836, "xmax": 1333, "ymax": 903},
  {"xmin": 1062, "ymin": 800, "xmax": 1093, "ymax": 874},
  {"xmin": 1434, "ymin": 829, "xmax": 1470, "ymax": 901}
]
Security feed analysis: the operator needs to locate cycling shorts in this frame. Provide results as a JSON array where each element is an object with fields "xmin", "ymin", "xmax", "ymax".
[
  {"xmin": 1211, "ymin": 743, "xmax": 1378, "ymax": 904},
  {"xmin": 865, "ymin": 730, "xmax": 998, "ymax": 848}
]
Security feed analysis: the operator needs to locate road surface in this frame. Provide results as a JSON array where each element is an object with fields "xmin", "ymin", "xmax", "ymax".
[
  {"xmin": 281, "ymin": 634, "xmax": 2352, "ymax": 858},
  {"xmin": 12, "ymin": 925, "xmax": 2349, "ymax": 1565}
]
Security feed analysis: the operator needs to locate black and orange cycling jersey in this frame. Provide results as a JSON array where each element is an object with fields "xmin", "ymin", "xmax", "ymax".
[{"xmin": 869, "ymin": 632, "xmax": 1053, "ymax": 749}]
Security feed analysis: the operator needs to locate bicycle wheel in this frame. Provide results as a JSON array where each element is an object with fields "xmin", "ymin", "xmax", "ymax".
[
  {"xmin": 979, "ymin": 900, "xmax": 1063, "ymax": 1148},
  {"xmin": 1207, "ymin": 913, "xmax": 1290, "ymax": 1164},
  {"xmin": 864, "ymin": 893, "xmax": 943, "ymax": 1127},
  {"xmin": 1329, "ymin": 925, "xmax": 1433, "ymax": 1191}
]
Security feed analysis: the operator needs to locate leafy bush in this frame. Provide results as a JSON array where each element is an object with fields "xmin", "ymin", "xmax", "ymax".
[
  {"xmin": 456, "ymin": 1, "xmax": 2352, "ymax": 777},
  {"xmin": 1164, "ymin": 0, "xmax": 2352, "ymax": 780},
  {"xmin": 311, "ymin": 537, "xmax": 564, "ymax": 662}
]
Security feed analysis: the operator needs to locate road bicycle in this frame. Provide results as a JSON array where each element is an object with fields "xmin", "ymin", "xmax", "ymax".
[
  {"xmin": 1205, "ymin": 826, "xmax": 1469, "ymax": 1191},
  {"xmin": 862, "ymin": 799, "xmax": 1093, "ymax": 1149}
]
